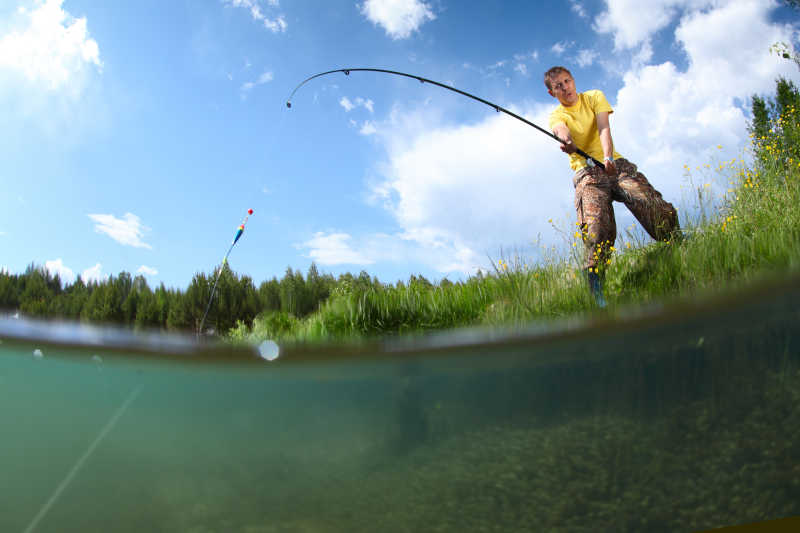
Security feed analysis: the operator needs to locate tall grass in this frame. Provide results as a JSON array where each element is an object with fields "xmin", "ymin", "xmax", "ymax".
[{"xmin": 231, "ymin": 95, "xmax": 800, "ymax": 345}]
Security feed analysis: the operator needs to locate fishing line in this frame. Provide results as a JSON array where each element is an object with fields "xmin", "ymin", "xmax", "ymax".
[
  {"xmin": 24, "ymin": 384, "xmax": 144, "ymax": 533},
  {"xmin": 286, "ymin": 67, "xmax": 603, "ymax": 167},
  {"xmin": 198, "ymin": 208, "xmax": 254, "ymax": 335}
]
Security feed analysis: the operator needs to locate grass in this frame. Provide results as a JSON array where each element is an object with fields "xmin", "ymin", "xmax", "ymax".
[{"xmin": 230, "ymin": 97, "xmax": 800, "ymax": 346}]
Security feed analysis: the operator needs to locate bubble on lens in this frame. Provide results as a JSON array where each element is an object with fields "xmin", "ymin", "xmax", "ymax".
[{"xmin": 258, "ymin": 340, "xmax": 280, "ymax": 362}]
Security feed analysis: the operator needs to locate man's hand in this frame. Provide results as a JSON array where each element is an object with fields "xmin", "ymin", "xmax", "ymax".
[
  {"xmin": 553, "ymin": 123, "xmax": 577, "ymax": 154},
  {"xmin": 604, "ymin": 158, "xmax": 617, "ymax": 174},
  {"xmin": 560, "ymin": 140, "xmax": 577, "ymax": 154}
]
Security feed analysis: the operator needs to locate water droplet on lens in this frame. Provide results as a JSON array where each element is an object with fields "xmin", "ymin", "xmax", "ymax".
[{"xmin": 258, "ymin": 340, "xmax": 280, "ymax": 361}]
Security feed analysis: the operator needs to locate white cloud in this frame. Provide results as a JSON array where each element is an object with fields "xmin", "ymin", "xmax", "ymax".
[
  {"xmin": 45, "ymin": 258, "xmax": 75, "ymax": 283},
  {"xmin": 360, "ymin": 121, "xmax": 377, "ymax": 135},
  {"xmin": 576, "ymin": 49, "xmax": 598, "ymax": 67},
  {"xmin": 224, "ymin": 0, "xmax": 287, "ymax": 33},
  {"xmin": 360, "ymin": 97, "xmax": 375, "ymax": 113},
  {"xmin": 136, "ymin": 265, "xmax": 158, "ymax": 276},
  {"xmin": 360, "ymin": 0, "xmax": 436, "ymax": 40},
  {"xmin": 240, "ymin": 70, "xmax": 273, "ymax": 96},
  {"xmin": 0, "ymin": 0, "xmax": 101, "ymax": 92},
  {"xmin": 594, "ymin": 0, "xmax": 714, "ymax": 51},
  {"xmin": 263, "ymin": 16, "xmax": 287, "ymax": 33},
  {"xmin": 340, "ymin": 96, "xmax": 355, "ymax": 111},
  {"xmin": 300, "ymin": 232, "xmax": 375, "ymax": 265},
  {"xmin": 609, "ymin": 0, "xmax": 798, "ymax": 205},
  {"xmin": 570, "ymin": 0, "xmax": 589, "ymax": 18},
  {"xmin": 361, "ymin": 102, "xmax": 573, "ymax": 274},
  {"xmin": 298, "ymin": 229, "xmax": 484, "ymax": 273},
  {"xmin": 82, "ymin": 263, "xmax": 106, "ymax": 283},
  {"xmin": 340, "ymin": 96, "xmax": 375, "ymax": 113},
  {"xmin": 551, "ymin": 41, "xmax": 571, "ymax": 56},
  {"xmin": 88, "ymin": 213, "xmax": 152, "ymax": 249},
  {"xmin": 514, "ymin": 63, "xmax": 528, "ymax": 76}
]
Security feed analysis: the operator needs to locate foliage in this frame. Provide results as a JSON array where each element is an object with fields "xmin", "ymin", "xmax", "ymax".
[{"xmin": 1, "ymin": 262, "xmax": 336, "ymax": 336}]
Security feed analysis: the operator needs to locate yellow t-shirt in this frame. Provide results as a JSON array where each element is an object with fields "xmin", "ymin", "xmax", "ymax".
[{"xmin": 548, "ymin": 90, "xmax": 623, "ymax": 171}]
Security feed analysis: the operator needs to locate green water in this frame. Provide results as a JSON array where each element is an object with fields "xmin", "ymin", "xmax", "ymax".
[{"xmin": 1, "ymin": 278, "xmax": 799, "ymax": 532}]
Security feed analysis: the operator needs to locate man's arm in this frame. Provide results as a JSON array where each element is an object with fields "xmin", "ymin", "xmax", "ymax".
[
  {"xmin": 552, "ymin": 122, "xmax": 577, "ymax": 154},
  {"xmin": 596, "ymin": 111, "xmax": 617, "ymax": 174}
]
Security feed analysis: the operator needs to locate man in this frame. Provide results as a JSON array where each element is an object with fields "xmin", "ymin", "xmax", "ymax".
[{"xmin": 545, "ymin": 66, "xmax": 680, "ymax": 306}]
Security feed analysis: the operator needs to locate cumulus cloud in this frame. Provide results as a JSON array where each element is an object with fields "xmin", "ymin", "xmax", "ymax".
[
  {"xmin": 0, "ymin": 0, "xmax": 102, "ymax": 92},
  {"xmin": 360, "ymin": 0, "xmax": 436, "ymax": 40},
  {"xmin": 298, "ymin": 229, "xmax": 487, "ymax": 273},
  {"xmin": 293, "ymin": 1, "xmax": 798, "ymax": 279},
  {"xmin": 302, "ymin": 0, "xmax": 798, "ymax": 277},
  {"xmin": 594, "ymin": 0, "xmax": 727, "ymax": 51},
  {"xmin": 224, "ymin": 0, "xmax": 287, "ymax": 33},
  {"xmin": 300, "ymin": 232, "xmax": 375, "ymax": 265},
  {"xmin": 609, "ymin": 0, "xmax": 798, "ymax": 206},
  {"xmin": 137, "ymin": 265, "xmax": 158, "ymax": 276},
  {"xmin": 82, "ymin": 263, "xmax": 106, "ymax": 283},
  {"xmin": 88, "ymin": 213, "xmax": 152, "ymax": 249},
  {"xmin": 360, "ymin": 103, "xmax": 573, "ymax": 274},
  {"xmin": 45, "ymin": 258, "xmax": 75, "ymax": 283}
]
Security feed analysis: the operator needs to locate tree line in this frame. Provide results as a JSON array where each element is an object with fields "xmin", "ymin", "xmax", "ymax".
[{"xmin": 0, "ymin": 262, "xmax": 393, "ymax": 335}]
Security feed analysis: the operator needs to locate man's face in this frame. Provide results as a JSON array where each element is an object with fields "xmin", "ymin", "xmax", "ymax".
[{"xmin": 548, "ymin": 72, "xmax": 577, "ymax": 106}]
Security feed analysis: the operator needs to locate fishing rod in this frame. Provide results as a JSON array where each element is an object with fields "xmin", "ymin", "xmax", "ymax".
[
  {"xmin": 198, "ymin": 208, "xmax": 253, "ymax": 336},
  {"xmin": 286, "ymin": 67, "xmax": 602, "ymax": 168}
]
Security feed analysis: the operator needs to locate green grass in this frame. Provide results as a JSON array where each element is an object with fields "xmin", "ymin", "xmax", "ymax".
[{"xmin": 230, "ymin": 98, "xmax": 800, "ymax": 346}]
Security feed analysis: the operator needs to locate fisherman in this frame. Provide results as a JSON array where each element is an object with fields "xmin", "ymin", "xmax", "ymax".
[{"xmin": 545, "ymin": 66, "xmax": 680, "ymax": 307}]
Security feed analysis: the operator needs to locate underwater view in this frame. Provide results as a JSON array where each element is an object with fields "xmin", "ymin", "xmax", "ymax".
[{"xmin": 2, "ymin": 275, "xmax": 799, "ymax": 532}]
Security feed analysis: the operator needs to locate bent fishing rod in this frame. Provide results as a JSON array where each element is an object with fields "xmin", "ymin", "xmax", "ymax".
[{"xmin": 286, "ymin": 68, "xmax": 602, "ymax": 168}]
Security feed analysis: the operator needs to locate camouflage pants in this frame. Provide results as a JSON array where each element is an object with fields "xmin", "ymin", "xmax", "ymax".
[{"xmin": 573, "ymin": 158, "xmax": 679, "ymax": 270}]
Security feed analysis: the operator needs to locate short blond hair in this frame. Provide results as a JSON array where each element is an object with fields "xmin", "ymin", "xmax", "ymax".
[{"xmin": 544, "ymin": 66, "xmax": 572, "ymax": 91}]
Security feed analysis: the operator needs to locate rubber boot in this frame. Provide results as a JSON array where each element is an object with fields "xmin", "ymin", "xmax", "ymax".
[{"xmin": 588, "ymin": 270, "xmax": 607, "ymax": 308}]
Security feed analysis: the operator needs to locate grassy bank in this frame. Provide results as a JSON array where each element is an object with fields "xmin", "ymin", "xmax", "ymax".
[{"xmin": 231, "ymin": 80, "xmax": 800, "ymax": 345}]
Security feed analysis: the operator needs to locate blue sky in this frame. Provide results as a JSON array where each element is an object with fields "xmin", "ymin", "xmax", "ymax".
[{"xmin": 1, "ymin": 0, "xmax": 798, "ymax": 289}]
